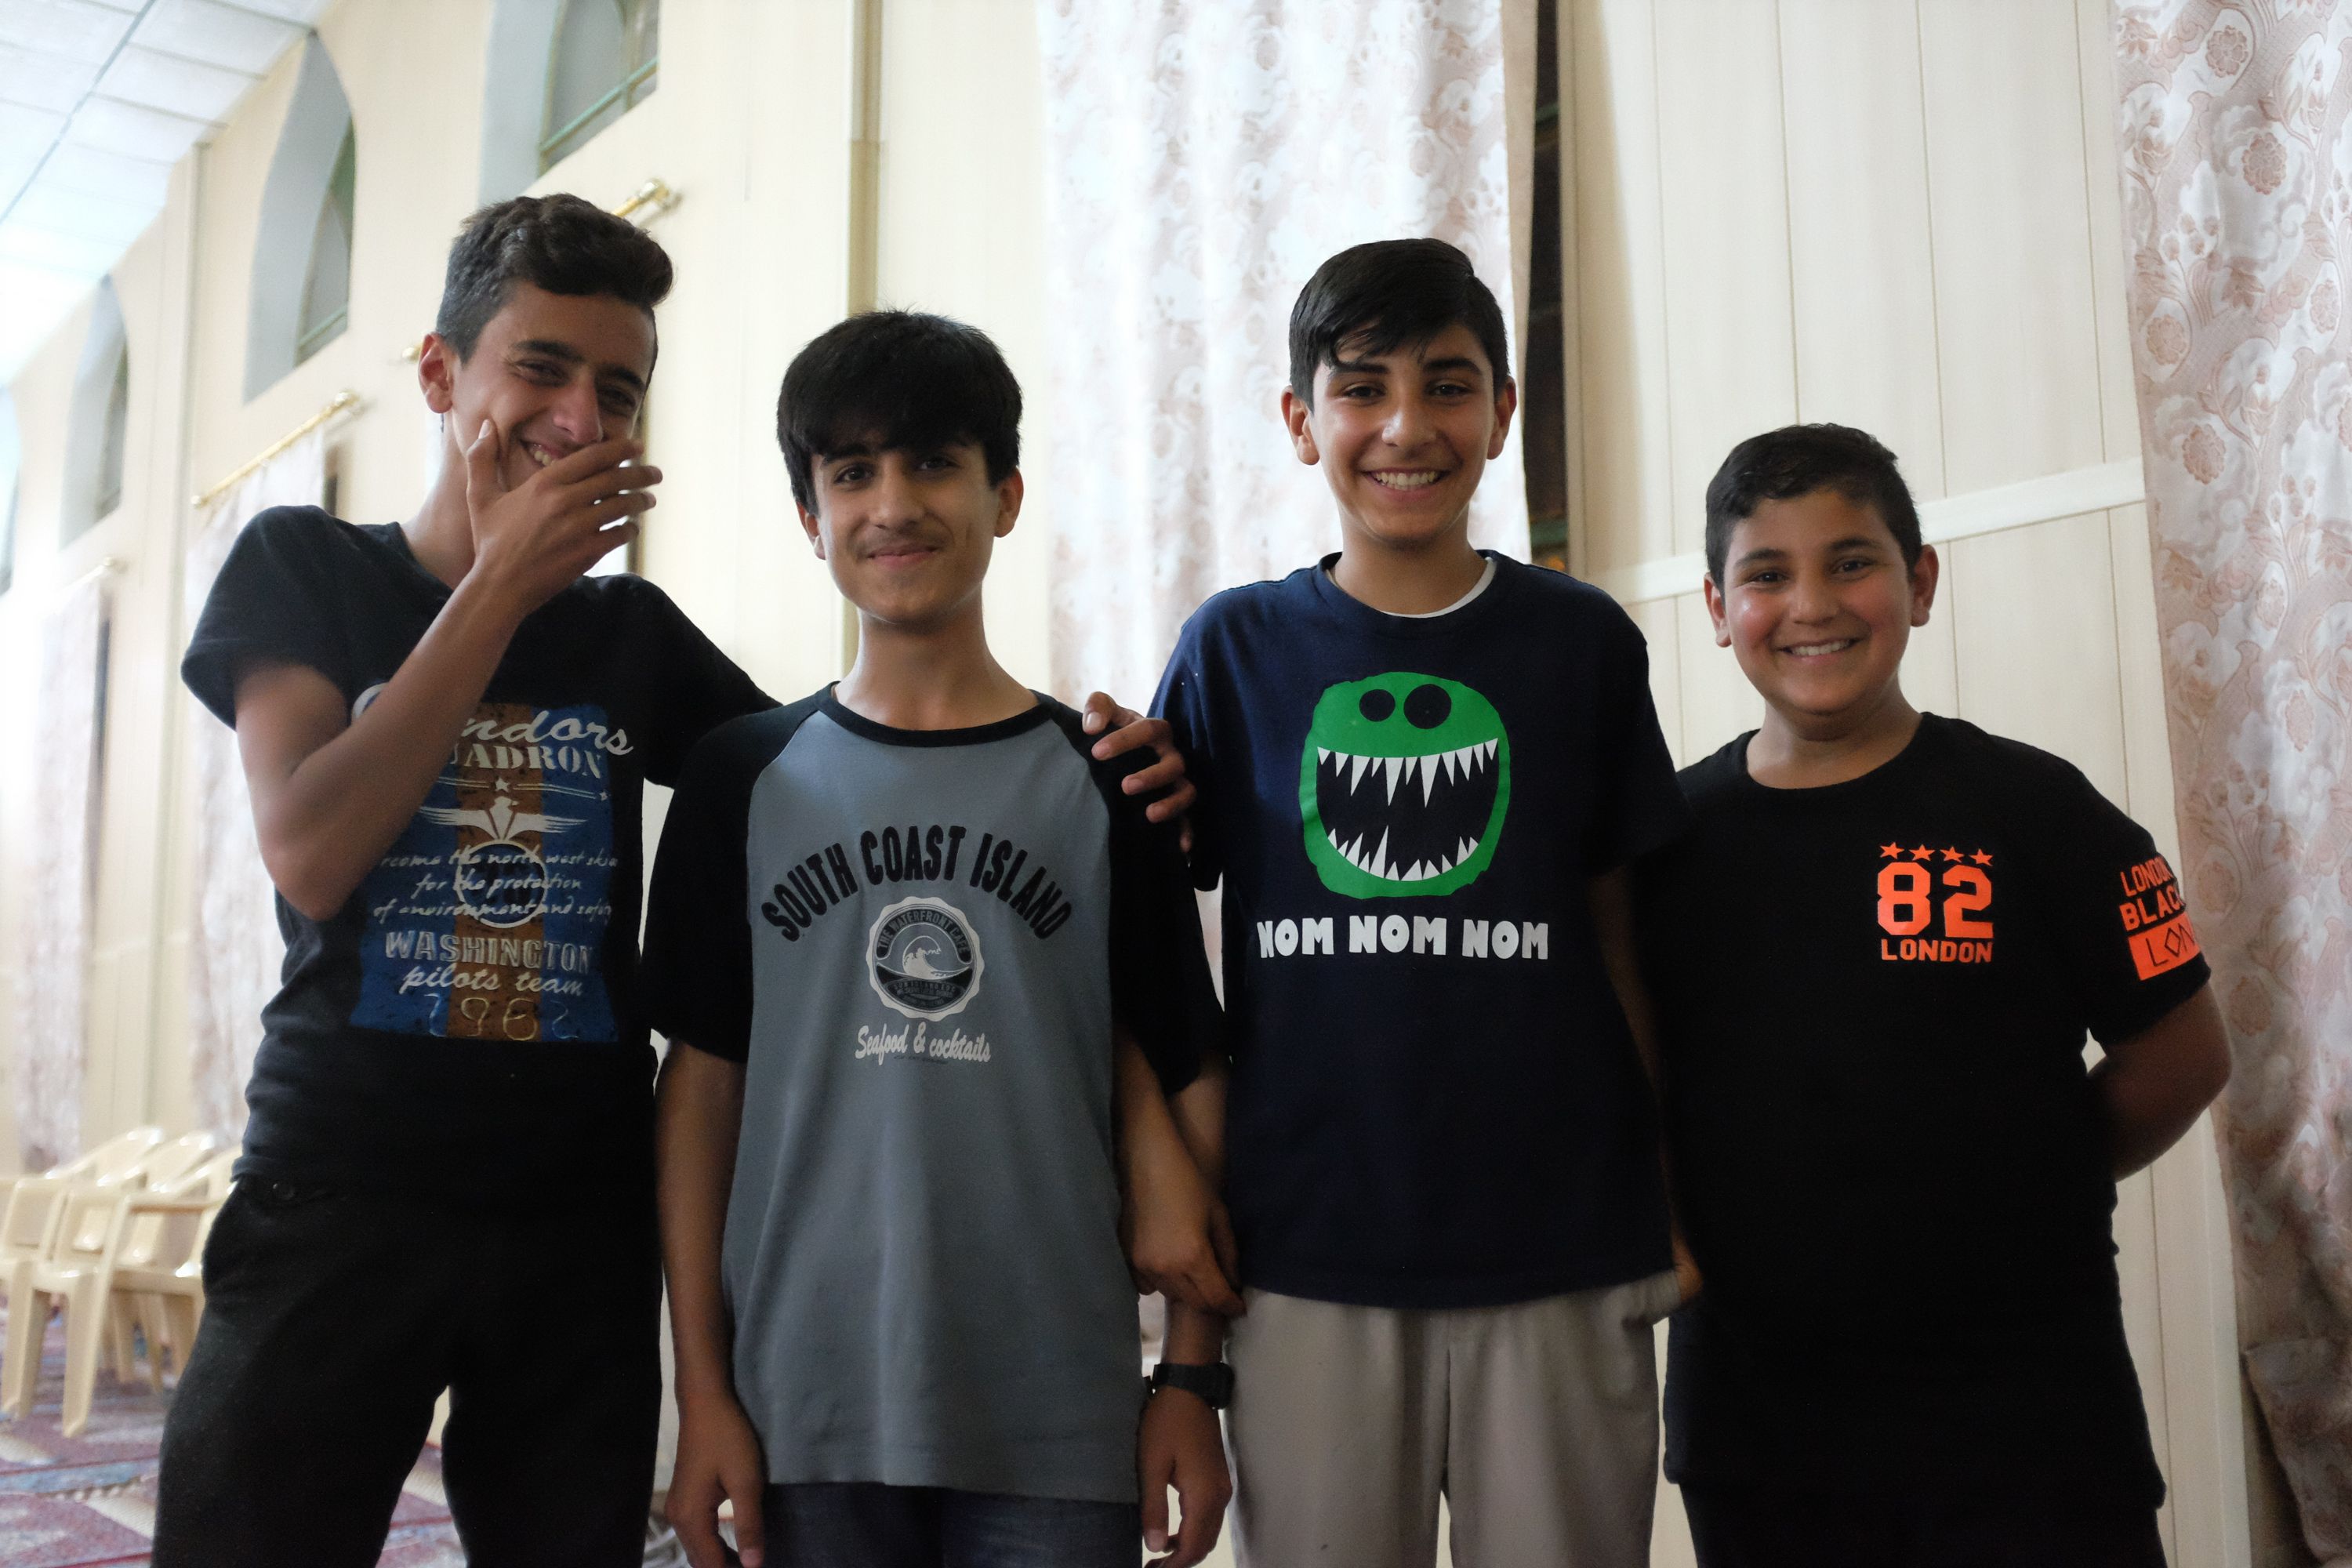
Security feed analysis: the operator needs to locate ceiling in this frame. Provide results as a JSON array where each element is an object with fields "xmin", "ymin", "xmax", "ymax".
[{"xmin": 0, "ymin": 0, "xmax": 331, "ymax": 382}]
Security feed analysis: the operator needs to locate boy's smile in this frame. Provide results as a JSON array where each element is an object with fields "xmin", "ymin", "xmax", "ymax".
[
  {"xmin": 1283, "ymin": 323, "xmax": 1516, "ymax": 554},
  {"xmin": 1704, "ymin": 487, "xmax": 1939, "ymax": 738}
]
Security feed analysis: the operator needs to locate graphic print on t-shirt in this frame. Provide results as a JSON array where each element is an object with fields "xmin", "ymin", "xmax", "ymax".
[
  {"xmin": 869, "ymin": 896, "xmax": 985, "ymax": 1021},
  {"xmin": 1299, "ymin": 672, "xmax": 1511, "ymax": 898},
  {"xmin": 2116, "ymin": 853, "xmax": 2201, "ymax": 978},
  {"xmin": 351, "ymin": 695, "xmax": 622, "ymax": 1041},
  {"xmin": 1875, "ymin": 840, "xmax": 1998, "ymax": 964}
]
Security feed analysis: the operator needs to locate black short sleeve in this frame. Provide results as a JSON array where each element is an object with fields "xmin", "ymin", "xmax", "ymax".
[
  {"xmin": 1050, "ymin": 708, "xmax": 1222, "ymax": 1094},
  {"xmin": 1585, "ymin": 606, "xmax": 1690, "ymax": 872},
  {"xmin": 610, "ymin": 577, "xmax": 775, "ymax": 786},
  {"xmin": 182, "ymin": 506, "xmax": 354, "ymax": 725},
  {"xmin": 642, "ymin": 705, "xmax": 811, "ymax": 1061},
  {"xmin": 2025, "ymin": 763, "xmax": 2212, "ymax": 1045}
]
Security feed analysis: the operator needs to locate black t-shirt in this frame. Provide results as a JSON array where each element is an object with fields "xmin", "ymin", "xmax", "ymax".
[
  {"xmin": 181, "ymin": 507, "xmax": 772, "ymax": 1201},
  {"xmin": 1154, "ymin": 554, "xmax": 1690, "ymax": 1308},
  {"xmin": 1635, "ymin": 714, "xmax": 2211, "ymax": 1501}
]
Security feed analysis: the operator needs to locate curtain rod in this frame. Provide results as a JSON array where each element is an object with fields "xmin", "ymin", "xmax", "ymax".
[
  {"xmin": 191, "ymin": 389, "xmax": 361, "ymax": 510},
  {"xmin": 58, "ymin": 554, "xmax": 122, "ymax": 596}
]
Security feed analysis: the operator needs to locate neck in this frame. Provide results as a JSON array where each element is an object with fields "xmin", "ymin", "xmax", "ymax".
[
  {"xmin": 1747, "ymin": 684, "xmax": 1923, "ymax": 788},
  {"xmin": 833, "ymin": 601, "xmax": 1032, "ymax": 731},
  {"xmin": 402, "ymin": 429, "xmax": 478, "ymax": 589},
  {"xmin": 1330, "ymin": 532, "xmax": 1486, "ymax": 615}
]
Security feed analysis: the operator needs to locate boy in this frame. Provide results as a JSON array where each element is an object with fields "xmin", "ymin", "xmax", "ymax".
[
  {"xmin": 1151, "ymin": 238, "xmax": 1692, "ymax": 1567},
  {"xmin": 164, "ymin": 199, "xmax": 1182, "ymax": 1567},
  {"xmin": 649, "ymin": 310, "xmax": 1232, "ymax": 1568},
  {"xmin": 1638, "ymin": 423, "xmax": 2230, "ymax": 1566}
]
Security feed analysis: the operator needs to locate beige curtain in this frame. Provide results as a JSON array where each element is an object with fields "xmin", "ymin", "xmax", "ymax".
[
  {"xmin": 2113, "ymin": 4, "xmax": 2352, "ymax": 1557},
  {"xmin": 183, "ymin": 431, "xmax": 324, "ymax": 1141},
  {"xmin": 13, "ymin": 573, "xmax": 110, "ymax": 1171},
  {"xmin": 1034, "ymin": 0, "xmax": 1532, "ymax": 708}
]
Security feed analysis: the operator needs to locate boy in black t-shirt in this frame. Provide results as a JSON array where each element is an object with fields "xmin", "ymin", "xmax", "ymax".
[
  {"xmin": 1637, "ymin": 423, "xmax": 2232, "ymax": 1568},
  {"xmin": 160, "ymin": 198, "xmax": 1189, "ymax": 1568},
  {"xmin": 1152, "ymin": 240, "xmax": 1693, "ymax": 1567}
]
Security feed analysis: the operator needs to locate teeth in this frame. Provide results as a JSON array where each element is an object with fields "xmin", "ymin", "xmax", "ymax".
[
  {"xmin": 1369, "ymin": 470, "xmax": 1441, "ymax": 489},
  {"xmin": 1382, "ymin": 755, "xmax": 1404, "ymax": 801},
  {"xmin": 1418, "ymin": 753, "xmax": 1439, "ymax": 803},
  {"xmin": 1788, "ymin": 640, "xmax": 1856, "ymax": 656},
  {"xmin": 1318, "ymin": 747, "xmax": 1330, "ymax": 765},
  {"xmin": 1349, "ymin": 753, "xmax": 1372, "ymax": 791}
]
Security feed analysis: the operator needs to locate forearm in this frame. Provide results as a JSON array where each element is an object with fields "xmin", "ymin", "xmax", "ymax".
[
  {"xmin": 247, "ymin": 578, "xmax": 528, "ymax": 916},
  {"xmin": 2091, "ymin": 987, "xmax": 2230, "ymax": 1178},
  {"xmin": 655, "ymin": 1043, "xmax": 747, "ymax": 1405},
  {"xmin": 1168, "ymin": 1055, "xmax": 1227, "ymax": 1186},
  {"xmin": 1162, "ymin": 1298, "xmax": 1226, "ymax": 1363}
]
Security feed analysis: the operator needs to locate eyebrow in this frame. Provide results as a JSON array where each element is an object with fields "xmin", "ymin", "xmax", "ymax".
[
  {"xmin": 1327, "ymin": 354, "xmax": 1486, "ymax": 379},
  {"xmin": 510, "ymin": 337, "xmax": 647, "ymax": 394},
  {"xmin": 1732, "ymin": 534, "xmax": 1890, "ymax": 570}
]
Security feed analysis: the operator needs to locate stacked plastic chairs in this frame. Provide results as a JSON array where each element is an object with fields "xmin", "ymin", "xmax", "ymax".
[{"xmin": 0, "ymin": 1130, "xmax": 234, "ymax": 1435}]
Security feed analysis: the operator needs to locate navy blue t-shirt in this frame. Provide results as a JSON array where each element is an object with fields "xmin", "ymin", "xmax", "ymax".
[{"xmin": 1154, "ymin": 553, "xmax": 1689, "ymax": 1308}]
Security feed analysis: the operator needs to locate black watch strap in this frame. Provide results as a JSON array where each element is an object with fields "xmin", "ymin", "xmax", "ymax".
[{"xmin": 1149, "ymin": 1359, "xmax": 1234, "ymax": 1410}]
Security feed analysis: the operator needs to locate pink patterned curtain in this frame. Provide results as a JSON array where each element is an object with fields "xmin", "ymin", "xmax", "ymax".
[
  {"xmin": 2114, "ymin": 4, "xmax": 2352, "ymax": 1556},
  {"xmin": 1035, "ymin": 0, "xmax": 1531, "ymax": 708},
  {"xmin": 12, "ymin": 573, "xmax": 109, "ymax": 1171},
  {"xmin": 183, "ymin": 431, "xmax": 322, "ymax": 1141}
]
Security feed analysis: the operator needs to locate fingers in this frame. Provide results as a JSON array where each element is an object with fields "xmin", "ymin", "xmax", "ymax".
[
  {"xmin": 666, "ymin": 1473, "xmax": 727, "ymax": 1568},
  {"xmin": 539, "ymin": 436, "xmax": 647, "ymax": 487},
  {"xmin": 731, "ymin": 1473, "xmax": 767, "ymax": 1568},
  {"xmin": 1140, "ymin": 1447, "xmax": 1173, "ymax": 1555},
  {"xmin": 1167, "ymin": 1474, "xmax": 1232, "ymax": 1568},
  {"xmin": 464, "ymin": 419, "xmax": 506, "ymax": 503},
  {"xmin": 1184, "ymin": 1254, "xmax": 1245, "ymax": 1319},
  {"xmin": 1210, "ymin": 1207, "xmax": 1245, "ymax": 1313},
  {"xmin": 1080, "ymin": 690, "xmax": 1117, "ymax": 735},
  {"xmin": 1143, "ymin": 781, "xmax": 1199, "ymax": 826},
  {"xmin": 1095, "ymin": 711, "xmax": 1168, "ymax": 761}
]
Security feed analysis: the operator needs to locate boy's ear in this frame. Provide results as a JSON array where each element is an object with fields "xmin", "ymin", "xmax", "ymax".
[
  {"xmin": 1907, "ymin": 543, "xmax": 1941, "ymax": 626},
  {"xmin": 1702, "ymin": 573, "xmax": 1732, "ymax": 648},
  {"xmin": 1485, "ymin": 376, "xmax": 1519, "ymax": 460},
  {"xmin": 417, "ymin": 333, "xmax": 458, "ymax": 416},
  {"xmin": 797, "ymin": 501, "xmax": 826, "ymax": 558},
  {"xmin": 1279, "ymin": 386, "xmax": 1320, "ymax": 466},
  {"xmin": 993, "ymin": 468, "xmax": 1025, "ymax": 538}
]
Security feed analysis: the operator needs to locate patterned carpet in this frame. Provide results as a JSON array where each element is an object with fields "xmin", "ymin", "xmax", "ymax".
[{"xmin": 0, "ymin": 1306, "xmax": 461, "ymax": 1567}]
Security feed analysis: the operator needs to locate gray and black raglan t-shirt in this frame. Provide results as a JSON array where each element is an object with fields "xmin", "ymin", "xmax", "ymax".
[{"xmin": 641, "ymin": 688, "xmax": 1219, "ymax": 1504}]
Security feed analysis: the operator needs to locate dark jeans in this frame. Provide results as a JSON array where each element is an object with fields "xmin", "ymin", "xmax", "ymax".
[
  {"xmin": 1682, "ymin": 1475, "xmax": 2169, "ymax": 1568},
  {"xmin": 152, "ymin": 1178, "xmax": 660, "ymax": 1568},
  {"xmin": 764, "ymin": 1482, "xmax": 1141, "ymax": 1568}
]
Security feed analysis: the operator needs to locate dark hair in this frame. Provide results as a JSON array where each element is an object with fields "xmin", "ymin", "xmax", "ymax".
[
  {"xmin": 775, "ymin": 310, "xmax": 1022, "ymax": 513},
  {"xmin": 1703, "ymin": 424, "xmax": 1923, "ymax": 585},
  {"xmin": 434, "ymin": 194, "xmax": 673, "ymax": 360},
  {"xmin": 1287, "ymin": 238, "xmax": 1512, "ymax": 405}
]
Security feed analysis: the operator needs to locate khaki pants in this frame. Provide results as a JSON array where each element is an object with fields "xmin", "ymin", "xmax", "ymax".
[{"xmin": 1224, "ymin": 1272, "xmax": 1680, "ymax": 1568}]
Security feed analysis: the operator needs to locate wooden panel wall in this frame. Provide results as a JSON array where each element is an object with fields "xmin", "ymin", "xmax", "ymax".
[{"xmin": 1557, "ymin": 3, "xmax": 2252, "ymax": 1563}]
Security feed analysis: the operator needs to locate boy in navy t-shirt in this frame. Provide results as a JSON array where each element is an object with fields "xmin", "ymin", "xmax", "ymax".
[
  {"xmin": 1152, "ymin": 239, "xmax": 1692, "ymax": 1567},
  {"xmin": 1637, "ymin": 424, "xmax": 2231, "ymax": 1567}
]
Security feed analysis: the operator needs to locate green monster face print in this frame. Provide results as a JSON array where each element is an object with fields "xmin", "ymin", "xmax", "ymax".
[{"xmin": 1300, "ymin": 673, "xmax": 1510, "ymax": 898}]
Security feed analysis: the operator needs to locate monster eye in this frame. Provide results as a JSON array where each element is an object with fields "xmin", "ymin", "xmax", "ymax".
[
  {"xmin": 1359, "ymin": 688, "xmax": 1396, "ymax": 722},
  {"xmin": 1404, "ymin": 684, "xmax": 1452, "ymax": 728}
]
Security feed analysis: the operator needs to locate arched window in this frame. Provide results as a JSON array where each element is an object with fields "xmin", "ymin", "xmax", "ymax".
[
  {"xmin": 539, "ymin": 0, "xmax": 659, "ymax": 171},
  {"xmin": 63, "ymin": 280, "xmax": 129, "ymax": 543},
  {"xmin": 247, "ymin": 39, "xmax": 356, "ymax": 397},
  {"xmin": 296, "ymin": 127, "xmax": 357, "ymax": 365},
  {"xmin": 0, "ymin": 390, "xmax": 20, "ymax": 597}
]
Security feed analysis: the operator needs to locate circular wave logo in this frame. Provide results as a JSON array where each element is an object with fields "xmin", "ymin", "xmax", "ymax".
[
  {"xmin": 867, "ymin": 897, "xmax": 984, "ymax": 1021},
  {"xmin": 452, "ymin": 839, "xmax": 549, "ymax": 929}
]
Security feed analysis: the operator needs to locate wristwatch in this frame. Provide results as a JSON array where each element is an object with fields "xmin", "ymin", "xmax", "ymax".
[{"xmin": 1149, "ymin": 1359, "xmax": 1235, "ymax": 1410}]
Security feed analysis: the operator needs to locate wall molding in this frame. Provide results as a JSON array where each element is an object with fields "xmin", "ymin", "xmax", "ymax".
[{"xmin": 1589, "ymin": 456, "xmax": 2150, "ymax": 604}]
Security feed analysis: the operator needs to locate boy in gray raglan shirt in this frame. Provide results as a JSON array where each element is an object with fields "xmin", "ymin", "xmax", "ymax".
[{"xmin": 646, "ymin": 312, "xmax": 1233, "ymax": 1568}]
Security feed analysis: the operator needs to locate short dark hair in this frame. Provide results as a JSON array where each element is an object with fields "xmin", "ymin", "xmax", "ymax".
[
  {"xmin": 775, "ymin": 310, "xmax": 1022, "ymax": 513},
  {"xmin": 1703, "ymin": 424, "xmax": 1924, "ymax": 586},
  {"xmin": 434, "ymin": 194, "xmax": 673, "ymax": 360},
  {"xmin": 1287, "ymin": 238, "xmax": 1512, "ymax": 405}
]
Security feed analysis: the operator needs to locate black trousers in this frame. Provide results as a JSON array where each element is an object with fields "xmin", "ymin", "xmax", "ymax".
[
  {"xmin": 1682, "ymin": 1475, "xmax": 2169, "ymax": 1568},
  {"xmin": 152, "ymin": 1178, "xmax": 660, "ymax": 1568}
]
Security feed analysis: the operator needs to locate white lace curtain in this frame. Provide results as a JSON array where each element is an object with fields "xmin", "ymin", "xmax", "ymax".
[
  {"xmin": 13, "ymin": 573, "xmax": 110, "ymax": 1171},
  {"xmin": 2113, "ymin": 3, "xmax": 2352, "ymax": 1557},
  {"xmin": 183, "ymin": 432, "xmax": 323, "ymax": 1141},
  {"xmin": 1035, "ymin": 0, "xmax": 1533, "ymax": 707}
]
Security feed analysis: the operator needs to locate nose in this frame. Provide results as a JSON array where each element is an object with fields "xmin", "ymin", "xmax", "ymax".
[
  {"xmin": 866, "ymin": 462, "xmax": 923, "ymax": 525},
  {"xmin": 548, "ymin": 376, "xmax": 604, "ymax": 446},
  {"xmin": 1789, "ymin": 568, "xmax": 1839, "ymax": 622},
  {"xmin": 1382, "ymin": 388, "xmax": 1436, "ymax": 449}
]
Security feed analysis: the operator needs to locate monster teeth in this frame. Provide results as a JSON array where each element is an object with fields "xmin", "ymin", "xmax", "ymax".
[
  {"xmin": 1349, "ymin": 753, "xmax": 1372, "ymax": 791},
  {"xmin": 1323, "ymin": 745, "xmax": 1497, "ymax": 795},
  {"xmin": 1382, "ymin": 755, "xmax": 1404, "ymax": 802}
]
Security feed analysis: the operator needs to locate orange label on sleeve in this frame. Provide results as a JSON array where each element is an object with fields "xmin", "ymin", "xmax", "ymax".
[{"xmin": 2127, "ymin": 913, "xmax": 2201, "ymax": 979}]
